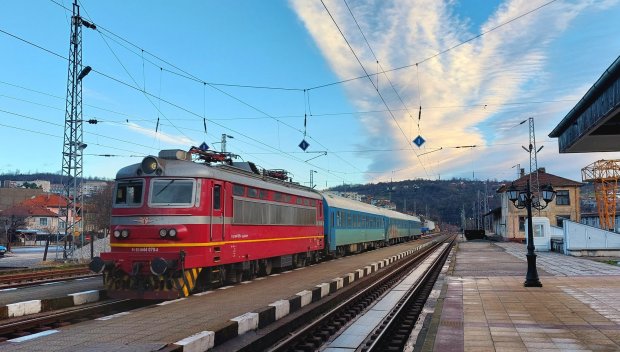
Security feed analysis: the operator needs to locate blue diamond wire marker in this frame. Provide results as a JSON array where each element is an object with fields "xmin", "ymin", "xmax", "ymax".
[
  {"xmin": 298, "ymin": 139, "xmax": 310, "ymax": 151},
  {"xmin": 199, "ymin": 142, "xmax": 209, "ymax": 151},
  {"xmin": 413, "ymin": 135, "xmax": 425, "ymax": 147}
]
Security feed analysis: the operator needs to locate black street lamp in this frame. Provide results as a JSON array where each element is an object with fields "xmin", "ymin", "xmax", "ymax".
[{"xmin": 507, "ymin": 181, "xmax": 556, "ymax": 287}]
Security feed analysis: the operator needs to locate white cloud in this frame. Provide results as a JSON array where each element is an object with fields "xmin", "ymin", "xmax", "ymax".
[
  {"xmin": 125, "ymin": 122, "xmax": 196, "ymax": 147},
  {"xmin": 290, "ymin": 0, "xmax": 620, "ymax": 182}
]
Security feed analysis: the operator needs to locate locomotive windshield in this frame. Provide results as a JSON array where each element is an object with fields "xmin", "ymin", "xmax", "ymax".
[
  {"xmin": 150, "ymin": 179, "xmax": 195, "ymax": 206},
  {"xmin": 114, "ymin": 179, "xmax": 144, "ymax": 207}
]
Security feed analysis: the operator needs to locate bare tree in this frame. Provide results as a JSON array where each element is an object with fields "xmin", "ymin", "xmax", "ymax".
[{"xmin": 86, "ymin": 182, "xmax": 113, "ymax": 236}]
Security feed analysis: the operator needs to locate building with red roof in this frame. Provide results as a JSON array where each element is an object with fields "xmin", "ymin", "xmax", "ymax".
[{"xmin": 493, "ymin": 168, "xmax": 582, "ymax": 241}]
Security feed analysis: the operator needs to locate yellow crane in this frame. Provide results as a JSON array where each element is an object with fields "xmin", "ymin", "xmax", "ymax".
[{"xmin": 582, "ymin": 160, "xmax": 620, "ymax": 231}]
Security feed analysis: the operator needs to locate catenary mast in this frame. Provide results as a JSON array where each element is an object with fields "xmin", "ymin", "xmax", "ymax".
[{"xmin": 60, "ymin": 0, "xmax": 95, "ymax": 259}]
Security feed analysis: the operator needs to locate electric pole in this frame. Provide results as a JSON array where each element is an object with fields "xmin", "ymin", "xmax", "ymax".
[
  {"xmin": 522, "ymin": 117, "xmax": 543, "ymax": 215},
  {"xmin": 60, "ymin": 0, "xmax": 95, "ymax": 259},
  {"xmin": 221, "ymin": 134, "xmax": 234, "ymax": 153}
]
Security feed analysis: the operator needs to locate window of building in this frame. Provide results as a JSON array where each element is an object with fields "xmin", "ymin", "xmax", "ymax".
[
  {"xmin": 534, "ymin": 224, "xmax": 544, "ymax": 237},
  {"xmin": 556, "ymin": 215, "xmax": 570, "ymax": 227},
  {"xmin": 39, "ymin": 218, "xmax": 47, "ymax": 226},
  {"xmin": 556, "ymin": 190, "xmax": 570, "ymax": 205},
  {"xmin": 518, "ymin": 216, "xmax": 526, "ymax": 231}
]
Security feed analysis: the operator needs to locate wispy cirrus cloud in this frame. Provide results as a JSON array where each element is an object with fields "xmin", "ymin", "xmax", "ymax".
[
  {"xmin": 125, "ymin": 122, "xmax": 196, "ymax": 147},
  {"xmin": 290, "ymin": 0, "xmax": 620, "ymax": 181}
]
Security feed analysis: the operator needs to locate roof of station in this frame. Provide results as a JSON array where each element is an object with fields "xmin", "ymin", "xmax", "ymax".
[{"xmin": 549, "ymin": 55, "xmax": 620, "ymax": 153}]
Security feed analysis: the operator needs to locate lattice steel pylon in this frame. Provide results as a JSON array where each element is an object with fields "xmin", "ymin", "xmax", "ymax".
[
  {"xmin": 60, "ymin": 0, "xmax": 95, "ymax": 259},
  {"xmin": 582, "ymin": 160, "xmax": 620, "ymax": 231}
]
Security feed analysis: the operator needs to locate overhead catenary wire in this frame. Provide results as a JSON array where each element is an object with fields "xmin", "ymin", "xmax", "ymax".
[
  {"xmin": 71, "ymin": 4, "xmax": 363, "ymax": 174},
  {"xmin": 320, "ymin": 0, "xmax": 429, "ymax": 177},
  {"xmin": 7, "ymin": 0, "xmax": 566, "ymax": 184}
]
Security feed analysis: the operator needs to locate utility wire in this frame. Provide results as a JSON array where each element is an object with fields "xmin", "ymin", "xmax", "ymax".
[
  {"xmin": 308, "ymin": 0, "xmax": 559, "ymax": 91},
  {"xmin": 320, "ymin": 0, "xmax": 429, "ymax": 177},
  {"xmin": 71, "ymin": 3, "xmax": 361, "ymax": 174}
]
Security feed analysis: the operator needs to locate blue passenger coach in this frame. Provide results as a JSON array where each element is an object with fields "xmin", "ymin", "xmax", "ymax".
[{"xmin": 321, "ymin": 192, "xmax": 422, "ymax": 255}]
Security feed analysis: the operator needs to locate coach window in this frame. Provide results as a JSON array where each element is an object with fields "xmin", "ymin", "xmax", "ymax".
[
  {"xmin": 275, "ymin": 192, "xmax": 283, "ymax": 202},
  {"xmin": 296, "ymin": 197, "xmax": 302, "ymax": 205},
  {"xmin": 260, "ymin": 189, "xmax": 269, "ymax": 199},
  {"xmin": 337, "ymin": 211, "xmax": 341, "ymax": 226},
  {"xmin": 213, "ymin": 185, "xmax": 221, "ymax": 210}
]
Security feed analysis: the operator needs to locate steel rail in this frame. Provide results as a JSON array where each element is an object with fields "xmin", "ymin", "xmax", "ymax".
[
  {"xmin": 247, "ymin": 236, "xmax": 452, "ymax": 352},
  {"xmin": 363, "ymin": 236, "xmax": 455, "ymax": 351},
  {"xmin": 0, "ymin": 299, "xmax": 153, "ymax": 340},
  {"xmin": 0, "ymin": 267, "xmax": 98, "ymax": 289}
]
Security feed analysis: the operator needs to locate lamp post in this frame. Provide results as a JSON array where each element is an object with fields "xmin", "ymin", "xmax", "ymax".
[{"xmin": 507, "ymin": 181, "xmax": 555, "ymax": 287}]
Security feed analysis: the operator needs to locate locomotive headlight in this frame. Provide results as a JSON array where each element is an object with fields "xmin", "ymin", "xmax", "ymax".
[
  {"xmin": 121, "ymin": 229, "xmax": 130, "ymax": 238},
  {"xmin": 168, "ymin": 228, "xmax": 177, "ymax": 237},
  {"xmin": 113, "ymin": 230, "xmax": 121, "ymax": 238},
  {"xmin": 141, "ymin": 156, "xmax": 159, "ymax": 174},
  {"xmin": 159, "ymin": 228, "xmax": 167, "ymax": 238}
]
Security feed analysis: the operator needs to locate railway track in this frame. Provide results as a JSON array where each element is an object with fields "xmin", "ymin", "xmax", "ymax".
[
  {"xmin": 0, "ymin": 299, "xmax": 155, "ymax": 342},
  {"xmin": 208, "ymin": 235, "xmax": 454, "ymax": 352},
  {"xmin": 0, "ymin": 267, "xmax": 99, "ymax": 289}
]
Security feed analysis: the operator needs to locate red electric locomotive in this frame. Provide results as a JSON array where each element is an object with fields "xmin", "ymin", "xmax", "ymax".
[{"xmin": 90, "ymin": 148, "xmax": 324, "ymax": 299}]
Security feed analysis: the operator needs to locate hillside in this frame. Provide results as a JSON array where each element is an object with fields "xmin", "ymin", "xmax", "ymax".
[
  {"xmin": 0, "ymin": 172, "xmax": 109, "ymax": 184},
  {"xmin": 330, "ymin": 178, "xmax": 507, "ymax": 226}
]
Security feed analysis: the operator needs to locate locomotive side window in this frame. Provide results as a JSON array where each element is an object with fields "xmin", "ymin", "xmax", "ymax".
[
  {"xmin": 114, "ymin": 179, "xmax": 144, "ymax": 207},
  {"xmin": 248, "ymin": 188, "xmax": 259, "ymax": 198},
  {"xmin": 213, "ymin": 185, "xmax": 221, "ymax": 210},
  {"xmin": 150, "ymin": 179, "xmax": 195, "ymax": 207},
  {"xmin": 233, "ymin": 184, "xmax": 245, "ymax": 196}
]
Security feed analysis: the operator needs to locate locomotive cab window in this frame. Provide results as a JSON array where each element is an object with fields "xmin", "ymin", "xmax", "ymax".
[
  {"xmin": 149, "ymin": 179, "xmax": 195, "ymax": 207},
  {"xmin": 114, "ymin": 179, "xmax": 144, "ymax": 207}
]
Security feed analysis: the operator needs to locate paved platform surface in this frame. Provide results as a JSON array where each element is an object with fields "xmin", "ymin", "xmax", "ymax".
[
  {"xmin": 0, "ymin": 239, "xmax": 430, "ymax": 351},
  {"xmin": 423, "ymin": 240, "xmax": 620, "ymax": 352}
]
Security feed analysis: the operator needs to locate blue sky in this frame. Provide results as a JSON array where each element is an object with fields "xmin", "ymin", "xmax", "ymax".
[{"xmin": 1, "ymin": 0, "xmax": 620, "ymax": 189}]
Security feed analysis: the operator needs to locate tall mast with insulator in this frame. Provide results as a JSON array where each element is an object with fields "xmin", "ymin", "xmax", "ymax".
[{"xmin": 60, "ymin": 0, "xmax": 95, "ymax": 259}]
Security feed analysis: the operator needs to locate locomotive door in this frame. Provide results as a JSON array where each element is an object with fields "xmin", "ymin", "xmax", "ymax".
[{"xmin": 210, "ymin": 181, "xmax": 225, "ymax": 242}]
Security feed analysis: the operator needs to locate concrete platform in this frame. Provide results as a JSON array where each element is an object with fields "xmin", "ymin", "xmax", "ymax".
[
  {"xmin": 422, "ymin": 240, "xmax": 620, "ymax": 352},
  {"xmin": 0, "ymin": 239, "xmax": 434, "ymax": 351}
]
